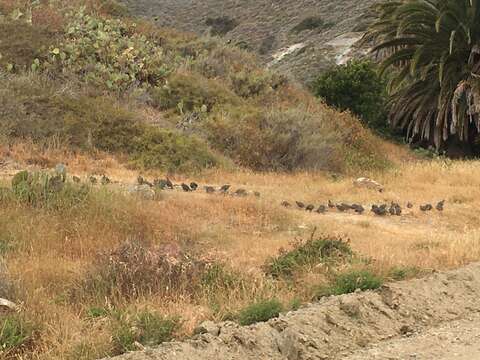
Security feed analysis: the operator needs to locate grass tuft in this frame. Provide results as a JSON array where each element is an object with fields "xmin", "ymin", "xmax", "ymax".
[{"xmin": 237, "ymin": 299, "xmax": 283, "ymax": 326}]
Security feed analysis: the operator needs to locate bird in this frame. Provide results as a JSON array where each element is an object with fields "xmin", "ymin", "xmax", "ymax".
[
  {"xmin": 89, "ymin": 176, "xmax": 97, "ymax": 184},
  {"xmin": 205, "ymin": 186, "xmax": 215, "ymax": 194},
  {"xmin": 336, "ymin": 203, "xmax": 350, "ymax": 212},
  {"xmin": 420, "ymin": 204, "xmax": 433, "ymax": 211},
  {"xmin": 166, "ymin": 178, "xmax": 174, "ymax": 189},
  {"xmin": 389, "ymin": 203, "xmax": 396, "ymax": 216},
  {"xmin": 234, "ymin": 188, "xmax": 248, "ymax": 197},
  {"xmin": 305, "ymin": 204, "xmax": 315, "ymax": 212},
  {"xmin": 181, "ymin": 183, "xmax": 191, "ymax": 192},
  {"xmin": 436, "ymin": 200, "xmax": 445, "ymax": 211},
  {"xmin": 190, "ymin": 182, "xmax": 198, "ymax": 191},
  {"xmin": 296, "ymin": 201, "xmax": 305, "ymax": 209},
  {"xmin": 281, "ymin": 201, "xmax": 291, "ymax": 208},
  {"xmin": 371, "ymin": 204, "xmax": 387, "ymax": 216},
  {"xmin": 220, "ymin": 185, "xmax": 231, "ymax": 193},
  {"xmin": 407, "ymin": 202, "xmax": 413, "ymax": 209},
  {"xmin": 154, "ymin": 179, "xmax": 168, "ymax": 189},
  {"xmin": 72, "ymin": 176, "xmax": 81, "ymax": 183},
  {"xmin": 101, "ymin": 175, "xmax": 111, "ymax": 185},
  {"xmin": 55, "ymin": 163, "xmax": 67, "ymax": 182},
  {"xmin": 351, "ymin": 204, "xmax": 364, "ymax": 214},
  {"xmin": 137, "ymin": 175, "xmax": 145, "ymax": 185},
  {"xmin": 394, "ymin": 203, "xmax": 402, "ymax": 216},
  {"xmin": 254, "ymin": 191, "xmax": 261, "ymax": 198},
  {"xmin": 328, "ymin": 200, "xmax": 335, "ymax": 208},
  {"xmin": 316, "ymin": 205, "xmax": 327, "ymax": 214},
  {"xmin": 48, "ymin": 175, "xmax": 64, "ymax": 192}
]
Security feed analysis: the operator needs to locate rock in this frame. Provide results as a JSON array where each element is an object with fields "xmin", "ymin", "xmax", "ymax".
[
  {"xmin": 194, "ymin": 321, "xmax": 220, "ymax": 337},
  {"xmin": 353, "ymin": 177, "xmax": 384, "ymax": 192}
]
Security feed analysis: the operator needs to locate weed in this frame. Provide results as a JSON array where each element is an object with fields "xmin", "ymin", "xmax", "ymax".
[
  {"xmin": 265, "ymin": 232, "xmax": 352, "ymax": 278},
  {"xmin": 389, "ymin": 266, "xmax": 421, "ymax": 281},
  {"xmin": 237, "ymin": 299, "xmax": 283, "ymax": 326},
  {"xmin": 328, "ymin": 269, "xmax": 382, "ymax": 296},
  {"xmin": 0, "ymin": 315, "xmax": 34, "ymax": 355}
]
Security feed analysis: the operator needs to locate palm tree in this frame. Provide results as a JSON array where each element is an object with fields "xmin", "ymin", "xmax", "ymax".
[{"xmin": 366, "ymin": 0, "xmax": 480, "ymax": 148}]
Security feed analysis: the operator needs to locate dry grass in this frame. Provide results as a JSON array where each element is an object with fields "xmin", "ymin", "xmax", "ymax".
[{"xmin": 1, "ymin": 149, "xmax": 480, "ymax": 358}]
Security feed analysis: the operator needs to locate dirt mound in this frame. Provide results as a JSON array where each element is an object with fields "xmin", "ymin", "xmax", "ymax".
[{"xmin": 104, "ymin": 262, "xmax": 480, "ymax": 360}]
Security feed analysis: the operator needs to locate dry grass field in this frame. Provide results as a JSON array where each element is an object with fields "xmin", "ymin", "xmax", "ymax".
[{"xmin": 2, "ymin": 144, "xmax": 480, "ymax": 359}]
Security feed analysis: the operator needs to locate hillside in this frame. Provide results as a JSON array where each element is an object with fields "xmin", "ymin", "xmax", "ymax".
[{"xmin": 119, "ymin": 0, "xmax": 380, "ymax": 83}]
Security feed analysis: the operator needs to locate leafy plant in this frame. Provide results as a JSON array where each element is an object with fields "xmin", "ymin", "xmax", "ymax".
[
  {"xmin": 0, "ymin": 315, "xmax": 34, "ymax": 354},
  {"xmin": 312, "ymin": 60, "xmax": 389, "ymax": 132},
  {"xmin": 326, "ymin": 269, "xmax": 382, "ymax": 296},
  {"xmin": 366, "ymin": 0, "xmax": 480, "ymax": 148},
  {"xmin": 264, "ymin": 233, "xmax": 352, "ymax": 278},
  {"xmin": 237, "ymin": 299, "xmax": 283, "ymax": 326}
]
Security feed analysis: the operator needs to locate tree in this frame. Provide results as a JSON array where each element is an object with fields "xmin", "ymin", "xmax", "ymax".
[
  {"xmin": 366, "ymin": 0, "xmax": 480, "ymax": 149},
  {"xmin": 312, "ymin": 60, "xmax": 389, "ymax": 132}
]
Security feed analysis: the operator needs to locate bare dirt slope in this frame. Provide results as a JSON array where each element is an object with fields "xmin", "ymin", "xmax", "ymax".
[
  {"xmin": 119, "ymin": 0, "xmax": 379, "ymax": 83},
  {"xmin": 104, "ymin": 262, "xmax": 480, "ymax": 360}
]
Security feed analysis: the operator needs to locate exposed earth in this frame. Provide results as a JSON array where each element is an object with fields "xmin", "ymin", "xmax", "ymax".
[{"xmin": 104, "ymin": 262, "xmax": 480, "ymax": 360}]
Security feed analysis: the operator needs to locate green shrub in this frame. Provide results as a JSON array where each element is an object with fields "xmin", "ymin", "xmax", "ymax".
[
  {"xmin": 389, "ymin": 266, "xmax": 421, "ymax": 281},
  {"xmin": 111, "ymin": 310, "xmax": 178, "ymax": 355},
  {"xmin": 312, "ymin": 60, "xmax": 389, "ymax": 133},
  {"xmin": 265, "ymin": 234, "xmax": 352, "ymax": 278},
  {"xmin": 238, "ymin": 299, "xmax": 283, "ymax": 326},
  {"xmin": 0, "ymin": 315, "xmax": 34, "ymax": 354},
  {"xmin": 329, "ymin": 270, "xmax": 382, "ymax": 295},
  {"xmin": 291, "ymin": 16, "xmax": 333, "ymax": 33}
]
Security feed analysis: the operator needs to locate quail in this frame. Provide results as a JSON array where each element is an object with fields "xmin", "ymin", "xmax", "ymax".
[
  {"xmin": 220, "ymin": 184, "xmax": 231, "ymax": 193},
  {"xmin": 336, "ymin": 203, "xmax": 350, "ymax": 212},
  {"xmin": 254, "ymin": 191, "xmax": 261, "ymax": 197},
  {"xmin": 101, "ymin": 175, "xmax": 111, "ymax": 185},
  {"xmin": 352, "ymin": 204, "xmax": 365, "ymax": 214},
  {"xmin": 371, "ymin": 204, "xmax": 387, "ymax": 216},
  {"xmin": 316, "ymin": 205, "xmax": 327, "ymax": 214},
  {"xmin": 72, "ymin": 176, "xmax": 81, "ymax": 183},
  {"xmin": 305, "ymin": 204, "xmax": 315, "ymax": 212},
  {"xmin": 328, "ymin": 200, "xmax": 335, "ymax": 208},
  {"xmin": 166, "ymin": 178, "xmax": 174, "ymax": 189},
  {"xmin": 137, "ymin": 175, "xmax": 145, "ymax": 185},
  {"xmin": 407, "ymin": 202, "xmax": 413, "ymax": 209},
  {"xmin": 190, "ymin": 182, "xmax": 198, "ymax": 191},
  {"xmin": 389, "ymin": 203, "xmax": 396, "ymax": 216},
  {"xmin": 281, "ymin": 201, "xmax": 291, "ymax": 208},
  {"xmin": 436, "ymin": 200, "xmax": 445, "ymax": 211},
  {"xmin": 205, "ymin": 186, "xmax": 215, "ymax": 194},
  {"xmin": 89, "ymin": 175, "xmax": 97, "ymax": 184},
  {"xmin": 155, "ymin": 179, "xmax": 168, "ymax": 190},
  {"xmin": 420, "ymin": 204, "xmax": 433, "ymax": 211},
  {"xmin": 234, "ymin": 188, "xmax": 248, "ymax": 197},
  {"xmin": 296, "ymin": 201, "xmax": 305, "ymax": 209},
  {"xmin": 181, "ymin": 183, "xmax": 191, "ymax": 192},
  {"xmin": 394, "ymin": 203, "xmax": 402, "ymax": 216}
]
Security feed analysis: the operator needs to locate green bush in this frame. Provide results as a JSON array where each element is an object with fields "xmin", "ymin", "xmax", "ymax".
[
  {"xmin": 329, "ymin": 270, "xmax": 382, "ymax": 295},
  {"xmin": 0, "ymin": 315, "xmax": 34, "ymax": 354},
  {"xmin": 312, "ymin": 60, "xmax": 389, "ymax": 132},
  {"xmin": 389, "ymin": 266, "xmax": 421, "ymax": 281},
  {"xmin": 265, "ymin": 235, "xmax": 352, "ymax": 278},
  {"xmin": 111, "ymin": 310, "xmax": 178, "ymax": 355},
  {"xmin": 238, "ymin": 299, "xmax": 283, "ymax": 326}
]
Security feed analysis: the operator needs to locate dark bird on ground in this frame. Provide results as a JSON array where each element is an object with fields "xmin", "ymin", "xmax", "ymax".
[
  {"xmin": 254, "ymin": 191, "xmax": 261, "ymax": 198},
  {"xmin": 352, "ymin": 204, "xmax": 365, "ymax": 214},
  {"xmin": 305, "ymin": 204, "xmax": 315, "ymax": 212},
  {"xmin": 328, "ymin": 200, "xmax": 335, "ymax": 208},
  {"xmin": 407, "ymin": 202, "xmax": 413, "ymax": 209},
  {"xmin": 48, "ymin": 175, "xmax": 64, "ymax": 192},
  {"xmin": 281, "ymin": 201, "xmax": 291, "ymax": 208},
  {"xmin": 220, "ymin": 184, "xmax": 231, "ymax": 193},
  {"xmin": 137, "ymin": 175, "xmax": 145, "ymax": 185},
  {"xmin": 205, "ymin": 186, "xmax": 215, "ymax": 194},
  {"xmin": 389, "ymin": 203, "xmax": 397, "ymax": 216},
  {"xmin": 394, "ymin": 203, "xmax": 402, "ymax": 216},
  {"xmin": 296, "ymin": 201, "xmax": 305, "ymax": 209},
  {"xmin": 101, "ymin": 175, "xmax": 111, "ymax": 185},
  {"xmin": 166, "ymin": 178, "xmax": 174, "ymax": 189},
  {"xmin": 316, "ymin": 205, "xmax": 327, "ymax": 214},
  {"xmin": 72, "ymin": 176, "xmax": 81, "ymax": 183},
  {"xmin": 155, "ymin": 179, "xmax": 168, "ymax": 189},
  {"xmin": 336, "ymin": 203, "xmax": 350, "ymax": 212},
  {"xmin": 436, "ymin": 200, "xmax": 445, "ymax": 211},
  {"xmin": 234, "ymin": 188, "xmax": 248, "ymax": 197},
  {"xmin": 371, "ymin": 204, "xmax": 388, "ymax": 216},
  {"xmin": 420, "ymin": 204, "xmax": 433, "ymax": 211},
  {"xmin": 181, "ymin": 183, "xmax": 191, "ymax": 192},
  {"xmin": 89, "ymin": 176, "xmax": 97, "ymax": 184},
  {"xmin": 190, "ymin": 182, "xmax": 198, "ymax": 191}
]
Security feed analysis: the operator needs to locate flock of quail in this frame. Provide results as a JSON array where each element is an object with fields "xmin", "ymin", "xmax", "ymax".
[{"xmin": 281, "ymin": 199, "xmax": 445, "ymax": 216}]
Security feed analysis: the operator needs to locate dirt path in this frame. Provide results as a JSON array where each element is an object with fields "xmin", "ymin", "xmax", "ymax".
[{"xmin": 104, "ymin": 262, "xmax": 480, "ymax": 360}]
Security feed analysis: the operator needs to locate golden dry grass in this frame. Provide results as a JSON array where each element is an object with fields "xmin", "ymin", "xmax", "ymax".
[{"xmin": 2, "ymin": 147, "xmax": 480, "ymax": 359}]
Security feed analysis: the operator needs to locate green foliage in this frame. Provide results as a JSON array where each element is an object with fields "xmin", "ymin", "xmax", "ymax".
[
  {"xmin": 237, "ymin": 299, "xmax": 283, "ymax": 326},
  {"xmin": 10, "ymin": 170, "xmax": 90, "ymax": 210},
  {"xmin": 389, "ymin": 266, "xmax": 421, "ymax": 281},
  {"xmin": 265, "ymin": 234, "xmax": 352, "ymax": 278},
  {"xmin": 0, "ymin": 315, "xmax": 34, "ymax": 354},
  {"xmin": 46, "ymin": 8, "xmax": 171, "ymax": 91},
  {"xmin": 327, "ymin": 270, "xmax": 382, "ymax": 296},
  {"xmin": 111, "ymin": 310, "xmax": 177, "ymax": 354},
  {"xmin": 367, "ymin": 0, "xmax": 480, "ymax": 148},
  {"xmin": 205, "ymin": 16, "xmax": 238, "ymax": 36},
  {"xmin": 291, "ymin": 16, "xmax": 333, "ymax": 33},
  {"xmin": 312, "ymin": 60, "xmax": 389, "ymax": 132}
]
